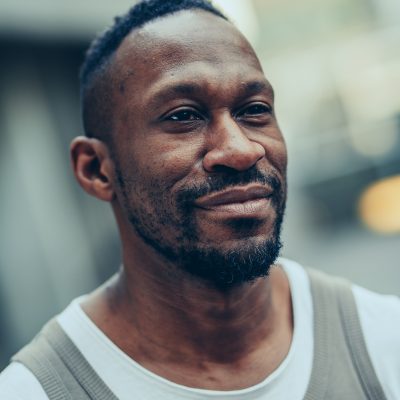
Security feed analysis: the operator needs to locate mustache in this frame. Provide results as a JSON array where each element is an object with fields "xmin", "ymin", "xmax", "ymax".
[{"xmin": 176, "ymin": 167, "xmax": 283, "ymax": 207}]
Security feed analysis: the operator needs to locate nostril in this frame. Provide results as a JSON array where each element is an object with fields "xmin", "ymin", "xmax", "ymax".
[{"xmin": 208, "ymin": 164, "xmax": 240, "ymax": 174}]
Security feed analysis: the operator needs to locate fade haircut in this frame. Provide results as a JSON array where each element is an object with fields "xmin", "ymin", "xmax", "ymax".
[{"xmin": 80, "ymin": 0, "xmax": 228, "ymax": 143}]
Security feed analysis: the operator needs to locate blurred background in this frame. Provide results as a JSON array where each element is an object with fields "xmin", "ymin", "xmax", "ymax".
[{"xmin": 0, "ymin": 0, "xmax": 399, "ymax": 368}]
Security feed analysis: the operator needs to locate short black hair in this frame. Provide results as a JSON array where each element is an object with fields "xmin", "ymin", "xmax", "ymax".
[{"xmin": 81, "ymin": 0, "xmax": 228, "ymax": 141}]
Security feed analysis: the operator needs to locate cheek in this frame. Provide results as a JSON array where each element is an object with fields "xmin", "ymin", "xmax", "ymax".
[
  {"xmin": 134, "ymin": 135, "xmax": 205, "ymax": 184},
  {"xmin": 263, "ymin": 137, "xmax": 287, "ymax": 178},
  {"xmin": 276, "ymin": 142, "xmax": 288, "ymax": 173}
]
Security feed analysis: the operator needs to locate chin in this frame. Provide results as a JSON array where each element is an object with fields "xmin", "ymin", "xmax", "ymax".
[{"xmin": 178, "ymin": 235, "xmax": 282, "ymax": 289}]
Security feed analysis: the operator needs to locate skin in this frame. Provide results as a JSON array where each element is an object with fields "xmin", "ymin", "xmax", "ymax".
[{"xmin": 70, "ymin": 10, "xmax": 292, "ymax": 391}]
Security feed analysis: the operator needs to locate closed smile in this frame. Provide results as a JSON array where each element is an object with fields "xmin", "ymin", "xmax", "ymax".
[{"xmin": 193, "ymin": 184, "xmax": 274, "ymax": 216}]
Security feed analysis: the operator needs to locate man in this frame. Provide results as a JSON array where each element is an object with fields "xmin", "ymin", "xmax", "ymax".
[{"xmin": 0, "ymin": 0, "xmax": 399, "ymax": 398}]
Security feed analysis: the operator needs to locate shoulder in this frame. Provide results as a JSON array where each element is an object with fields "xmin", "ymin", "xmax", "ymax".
[
  {"xmin": 353, "ymin": 283, "xmax": 400, "ymax": 355},
  {"xmin": 0, "ymin": 298, "xmax": 86, "ymax": 400},
  {"xmin": 353, "ymin": 283, "xmax": 400, "ymax": 327},
  {"xmin": 281, "ymin": 258, "xmax": 400, "ymax": 398},
  {"xmin": 352, "ymin": 284, "xmax": 400, "ymax": 399},
  {"xmin": 0, "ymin": 362, "xmax": 49, "ymax": 400}
]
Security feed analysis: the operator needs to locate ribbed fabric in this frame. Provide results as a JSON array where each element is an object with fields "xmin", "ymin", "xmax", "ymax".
[
  {"xmin": 44, "ymin": 321, "xmax": 119, "ymax": 400},
  {"xmin": 13, "ymin": 336, "xmax": 73, "ymax": 400},
  {"xmin": 304, "ymin": 268, "xmax": 387, "ymax": 400},
  {"xmin": 12, "ymin": 268, "xmax": 387, "ymax": 399},
  {"xmin": 337, "ymin": 276, "xmax": 388, "ymax": 400},
  {"xmin": 12, "ymin": 321, "xmax": 118, "ymax": 400}
]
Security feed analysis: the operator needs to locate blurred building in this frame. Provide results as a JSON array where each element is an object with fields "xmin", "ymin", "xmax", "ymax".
[{"xmin": 0, "ymin": 0, "xmax": 399, "ymax": 368}]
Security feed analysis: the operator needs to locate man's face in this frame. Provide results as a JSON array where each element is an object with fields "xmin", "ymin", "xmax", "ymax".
[{"xmin": 109, "ymin": 10, "xmax": 287, "ymax": 288}]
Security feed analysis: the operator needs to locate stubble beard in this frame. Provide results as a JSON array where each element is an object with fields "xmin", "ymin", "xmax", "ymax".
[{"xmin": 116, "ymin": 165, "xmax": 286, "ymax": 289}]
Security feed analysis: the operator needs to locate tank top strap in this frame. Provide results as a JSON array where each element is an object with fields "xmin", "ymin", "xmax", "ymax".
[
  {"xmin": 303, "ymin": 268, "xmax": 387, "ymax": 400},
  {"xmin": 12, "ymin": 319, "xmax": 118, "ymax": 400}
]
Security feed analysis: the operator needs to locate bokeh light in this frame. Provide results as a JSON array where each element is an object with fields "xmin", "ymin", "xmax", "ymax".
[{"xmin": 359, "ymin": 176, "xmax": 400, "ymax": 234}]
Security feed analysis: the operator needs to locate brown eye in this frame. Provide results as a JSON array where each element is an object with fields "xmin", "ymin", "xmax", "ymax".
[
  {"xmin": 166, "ymin": 109, "xmax": 202, "ymax": 122},
  {"xmin": 237, "ymin": 103, "xmax": 271, "ymax": 118}
]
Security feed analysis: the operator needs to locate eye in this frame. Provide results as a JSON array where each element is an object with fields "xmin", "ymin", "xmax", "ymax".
[
  {"xmin": 236, "ymin": 103, "xmax": 272, "ymax": 120},
  {"xmin": 164, "ymin": 108, "xmax": 203, "ymax": 122}
]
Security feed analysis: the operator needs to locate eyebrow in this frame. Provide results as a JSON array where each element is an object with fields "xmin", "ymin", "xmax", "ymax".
[
  {"xmin": 242, "ymin": 81, "xmax": 274, "ymax": 97},
  {"xmin": 149, "ymin": 79, "xmax": 274, "ymax": 108},
  {"xmin": 152, "ymin": 83, "xmax": 201, "ymax": 100}
]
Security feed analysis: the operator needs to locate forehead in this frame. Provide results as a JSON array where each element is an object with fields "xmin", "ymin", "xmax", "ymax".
[{"xmin": 112, "ymin": 10, "xmax": 269, "ymax": 97}]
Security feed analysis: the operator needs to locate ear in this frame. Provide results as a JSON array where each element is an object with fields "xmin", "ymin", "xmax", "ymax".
[{"xmin": 70, "ymin": 136, "xmax": 115, "ymax": 202}]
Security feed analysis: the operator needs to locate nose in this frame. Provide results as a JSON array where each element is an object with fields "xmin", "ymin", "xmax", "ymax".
[{"xmin": 202, "ymin": 115, "xmax": 265, "ymax": 172}]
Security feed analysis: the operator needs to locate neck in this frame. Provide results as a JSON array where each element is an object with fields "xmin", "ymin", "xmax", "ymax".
[{"xmin": 82, "ymin": 238, "xmax": 293, "ymax": 390}]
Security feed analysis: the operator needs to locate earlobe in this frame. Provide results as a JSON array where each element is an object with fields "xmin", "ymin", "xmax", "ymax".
[{"xmin": 70, "ymin": 136, "xmax": 115, "ymax": 202}]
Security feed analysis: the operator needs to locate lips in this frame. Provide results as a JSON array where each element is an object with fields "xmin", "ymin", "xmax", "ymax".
[{"xmin": 194, "ymin": 184, "xmax": 274, "ymax": 210}]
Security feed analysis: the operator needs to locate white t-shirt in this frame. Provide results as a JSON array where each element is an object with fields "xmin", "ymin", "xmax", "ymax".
[{"xmin": 0, "ymin": 258, "xmax": 399, "ymax": 399}]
